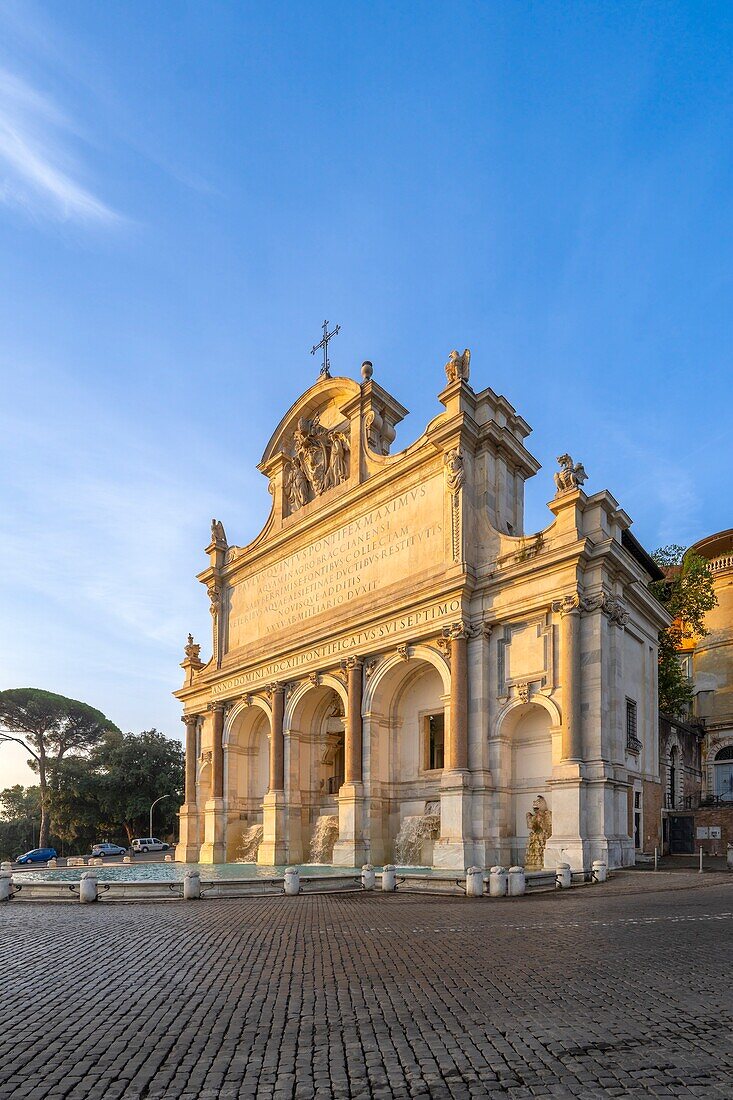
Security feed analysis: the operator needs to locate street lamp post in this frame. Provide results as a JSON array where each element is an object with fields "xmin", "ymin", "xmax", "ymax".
[{"xmin": 149, "ymin": 795, "xmax": 171, "ymax": 840}]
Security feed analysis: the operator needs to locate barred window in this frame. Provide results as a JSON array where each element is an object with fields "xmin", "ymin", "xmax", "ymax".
[
  {"xmin": 626, "ymin": 699, "xmax": 637, "ymax": 738},
  {"xmin": 626, "ymin": 699, "xmax": 641, "ymax": 753}
]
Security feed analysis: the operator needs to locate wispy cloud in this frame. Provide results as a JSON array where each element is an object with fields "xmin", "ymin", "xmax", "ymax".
[{"xmin": 0, "ymin": 67, "xmax": 119, "ymax": 224}]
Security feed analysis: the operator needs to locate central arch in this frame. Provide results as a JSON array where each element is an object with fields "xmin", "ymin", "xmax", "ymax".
[
  {"xmin": 365, "ymin": 649, "xmax": 450, "ymax": 865},
  {"xmin": 286, "ymin": 678, "xmax": 347, "ymax": 863},
  {"xmin": 494, "ymin": 699, "xmax": 557, "ymax": 866}
]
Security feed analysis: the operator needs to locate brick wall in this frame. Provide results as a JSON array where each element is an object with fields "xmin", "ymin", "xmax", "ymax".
[
  {"xmin": 643, "ymin": 779, "xmax": 663, "ymax": 853},
  {"xmin": 692, "ymin": 806, "xmax": 733, "ymax": 854}
]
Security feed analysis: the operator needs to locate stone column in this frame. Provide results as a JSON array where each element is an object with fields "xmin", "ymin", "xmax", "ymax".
[
  {"xmin": 199, "ymin": 703, "xmax": 226, "ymax": 864},
  {"xmin": 559, "ymin": 598, "xmax": 582, "ymax": 761},
  {"xmin": 333, "ymin": 657, "xmax": 367, "ymax": 867},
  {"xmin": 269, "ymin": 683, "xmax": 285, "ymax": 791},
  {"xmin": 176, "ymin": 713, "xmax": 201, "ymax": 863},
  {"xmin": 345, "ymin": 657, "xmax": 363, "ymax": 784},
  {"xmin": 211, "ymin": 703, "xmax": 225, "ymax": 797},
  {"xmin": 435, "ymin": 622, "xmax": 473, "ymax": 870},
  {"xmin": 183, "ymin": 714, "xmax": 198, "ymax": 803},
  {"xmin": 545, "ymin": 594, "xmax": 588, "ymax": 874},
  {"xmin": 449, "ymin": 629, "xmax": 468, "ymax": 770},
  {"xmin": 259, "ymin": 683, "xmax": 288, "ymax": 864}
]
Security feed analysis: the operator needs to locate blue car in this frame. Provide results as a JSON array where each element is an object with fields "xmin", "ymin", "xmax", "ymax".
[{"xmin": 15, "ymin": 847, "xmax": 57, "ymax": 864}]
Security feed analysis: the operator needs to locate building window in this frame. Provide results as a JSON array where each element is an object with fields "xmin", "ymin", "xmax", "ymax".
[
  {"xmin": 669, "ymin": 746, "xmax": 678, "ymax": 809},
  {"xmin": 424, "ymin": 713, "xmax": 445, "ymax": 770},
  {"xmin": 678, "ymin": 654, "xmax": 693, "ymax": 680},
  {"xmin": 714, "ymin": 745, "xmax": 733, "ymax": 803},
  {"xmin": 626, "ymin": 699, "xmax": 641, "ymax": 754}
]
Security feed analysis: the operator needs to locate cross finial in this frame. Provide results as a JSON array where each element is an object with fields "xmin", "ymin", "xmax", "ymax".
[{"xmin": 311, "ymin": 319, "xmax": 340, "ymax": 379}]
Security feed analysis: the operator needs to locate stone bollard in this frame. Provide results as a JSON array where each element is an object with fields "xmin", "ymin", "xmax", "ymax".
[
  {"xmin": 508, "ymin": 866, "xmax": 526, "ymax": 897},
  {"xmin": 183, "ymin": 869, "xmax": 201, "ymax": 900},
  {"xmin": 0, "ymin": 871, "xmax": 13, "ymax": 902},
  {"xmin": 381, "ymin": 864, "xmax": 397, "ymax": 891},
  {"xmin": 592, "ymin": 859, "xmax": 607, "ymax": 884},
  {"xmin": 79, "ymin": 870, "xmax": 98, "ymax": 903},
  {"xmin": 556, "ymin": 862, "xmax": 572, "ymax": 889},
  {"xmin": 465, "ymin": 867, "xmax": 484, "ymax": 897},
  {"xmin": 1, "ymin": 861, "xmax": 12, "ymax": 873},
  {"xmin": 284, "ymin": 867, "xmax": 300, "ymax": 896},
  {"xmin": 361, "ymin": 864, "xmax": 376, "ymax": 890},
  {"xmin": 728, "ymin": 845, "xmax": 733, "ymax": 872},
  {"xmin": 123, "ymin": 855, "xmax": 132, "ymax": 864},
  {"xmin": 47, "ymin": 858, "xmax": 57, "ymax": 868},
  {"xmin": 489, "ymin": 866, "xmax": 508, "ymax": 897},
  {"xmin": 164, "ymin": 853, "xmax": 173, "ymax": 862}
]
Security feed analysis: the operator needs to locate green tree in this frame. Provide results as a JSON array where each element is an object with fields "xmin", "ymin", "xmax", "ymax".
[
  {"xmin": 94, "ymin": 730, "xmax": 184, "ymax": 842},
  {"xmin": 0, "ymin": 689, "xmax": 119, "ymax": 847},
  {"xmin": 0, "ymin": 785, "xmax": 42, "ymax": 861},
  {"xmin": 651, "ymin": 545, "xmax": 718, "ymax": 718}
]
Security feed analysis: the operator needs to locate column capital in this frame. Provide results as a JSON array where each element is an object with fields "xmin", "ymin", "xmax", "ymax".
[
  {"xmin": 341, "ymin": 655, "xmax": 364, "ymax": 672},
  {"xmin": 207, "ymin": 700, "xmax": 226, "ymax": 713},
  {"xmin": 442, "ymin": 619, "xmax": 470, "ymax": 640},
  {"xmin": 552, "ymin": 593, "xmax": 581, "ymax": 617},
  {"xmin": 266, "ymin": 681, "xmax": 286, "ymax": 698},
  {"xmin": 181, "ymin": 713, "xmax": 199, "ymax": 728}
]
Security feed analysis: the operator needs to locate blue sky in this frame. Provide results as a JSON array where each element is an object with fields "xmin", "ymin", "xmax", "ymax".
[{"xmin": 1, "ymin": 1, "xmax": 731, "ymax": 786}]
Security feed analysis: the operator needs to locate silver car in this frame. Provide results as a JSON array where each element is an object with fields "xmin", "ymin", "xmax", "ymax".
[
  {"xmin": 131, "ymin": 838, "xmax": 170, "ymax": 853},
  {"xmin": 91, "ymin": 842, "xmax": 127, "ymax": 857}
]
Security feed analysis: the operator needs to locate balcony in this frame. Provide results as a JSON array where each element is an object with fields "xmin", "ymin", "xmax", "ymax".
[{"xmin": 710, "ymin": 554, "xmax": 733, "ymax": 574}]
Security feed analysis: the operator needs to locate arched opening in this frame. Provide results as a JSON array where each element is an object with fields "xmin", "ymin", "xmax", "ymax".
[
  {"xmin": 669, "ymin": 746, "xmax": 679, "ymax": 809},
  {"xmin": 714, "ymin": 745, "xmax": 733, "ymax": 802},
  {"xmin": 499, "ymin": 702, "xmax": 553, "ymax": 866},
  {"xmin": 287, "ymin": 683, "xmax": 345, "ymax": 863},
  {"xmin": 367, "ymin": 656, "xmax": 448, "ymax": 865},
  {"xmin": 224, "ymin": 705, "xmax": 270, "ymax": 861}
]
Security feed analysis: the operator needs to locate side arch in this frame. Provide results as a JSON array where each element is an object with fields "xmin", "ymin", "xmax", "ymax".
[
  {"xmin": 494, "ymin": 692, "xmax": 561, "ymax": 735},
  {"xmin": 223, "ymin": 695, "xmax": 272, "ymax": 746}
]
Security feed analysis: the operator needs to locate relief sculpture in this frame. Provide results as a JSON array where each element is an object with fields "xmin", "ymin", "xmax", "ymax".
[{"xmin": 284, "ymin": 414, "xmax": 350, "ymax": 514}]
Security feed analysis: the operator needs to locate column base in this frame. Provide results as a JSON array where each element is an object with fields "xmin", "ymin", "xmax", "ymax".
[
  {"xmin": 543, "ymin": 837, "xmax": 592, "ymax": 874},
  {"xmin": 436, "ymin": 769, "xmax": 473, "ymax": 870},
  {"xmin": 175, "ymin": 803, "xmax": 200, "ymax": 863},
  {"xmin": 258, "ymin": 790, "xmax": 288, "ymax": 865},
  {"xmin": 198, "ymin": 798, "xmax": 226, "ymax": 864},
  {"xmin": 332, "ymin": 782, "xmax": 366, "ymax": 867}
]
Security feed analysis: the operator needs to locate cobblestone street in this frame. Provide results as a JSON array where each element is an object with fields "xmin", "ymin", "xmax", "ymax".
[{"xmin": 2, "ymin": 874, "xmax": 732, "ymax": 1099}]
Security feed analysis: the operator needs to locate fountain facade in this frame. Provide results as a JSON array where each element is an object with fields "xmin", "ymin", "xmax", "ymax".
[
  {"xmin": 235, "ymin": 824, "xmax": 263, "ymax": 863},
  {"xmin": 309, "ymin": 815, "xmax": 339, "ymax": 863},
  {"xmin": 394, "ymin": 804, "xmax": 441, "ymax": 866}
]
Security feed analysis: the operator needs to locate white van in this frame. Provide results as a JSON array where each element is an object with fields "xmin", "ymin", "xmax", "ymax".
[{"xmin": 131, "ymin": 837, "xmax": 170, "ymax": 853}]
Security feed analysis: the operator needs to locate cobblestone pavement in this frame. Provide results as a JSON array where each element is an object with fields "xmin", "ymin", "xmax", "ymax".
[{"xmin": 1, "ymin": 874, "xmax": 733, "ymax": 1099}]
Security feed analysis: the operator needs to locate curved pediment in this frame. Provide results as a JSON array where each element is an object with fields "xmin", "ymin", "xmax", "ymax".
[{"xmin": 259, "ymin": 376, "xmax": 361, "ymax": 470}]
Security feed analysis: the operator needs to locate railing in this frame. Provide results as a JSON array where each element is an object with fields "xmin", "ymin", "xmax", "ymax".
[
  {"xmin": 710, "ymin": 554, "xmax": 733, "ymax": 574},
  {"xmin": 626, "ymin": 734, "xmax": 642, "ymax": 755},
  {"xmin": 326, "ymin": 775, "xmax": 342, "ymax": 795},
  {"xmin": 664, "ymin": 793, "xmax": 697, "ymax": 810}
]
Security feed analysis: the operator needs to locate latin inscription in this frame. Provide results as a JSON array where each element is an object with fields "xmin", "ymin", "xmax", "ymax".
[
  {"xmin": 227, "ymin": 474, "xmax": 445, "ymax": 652},
  {"xmin": 212, "ymin": 597, "xmax": 462, "ymax": 696}
]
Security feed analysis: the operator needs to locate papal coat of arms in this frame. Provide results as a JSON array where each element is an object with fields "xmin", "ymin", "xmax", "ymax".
[{"xmin": 284, "ymin": 414, "xmax": 350, "ymax": 514}]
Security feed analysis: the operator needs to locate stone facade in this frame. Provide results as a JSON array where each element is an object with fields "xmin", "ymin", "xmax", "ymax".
[
  {"xmin": 175, "ymin": 357, "xmax": 669, "ymax": 871},
  {"xmin": 689, "ymin": 531, "xmax": 733, "ymax": 801}
]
